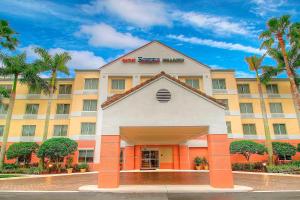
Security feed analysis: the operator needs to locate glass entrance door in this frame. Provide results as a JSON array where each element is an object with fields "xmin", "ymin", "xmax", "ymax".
[{"xmin": 141, "ymin": 150, "xmax": 159, "ymax": 169}]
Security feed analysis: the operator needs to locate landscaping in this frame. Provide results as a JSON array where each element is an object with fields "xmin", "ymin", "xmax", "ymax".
[
  {"xmin": 0, "ymin": 138, "xmax": 89, "ymax": 175},
  {"xmin": 230, "ymin": 140, "xmax": 300, "ymax": 174}
]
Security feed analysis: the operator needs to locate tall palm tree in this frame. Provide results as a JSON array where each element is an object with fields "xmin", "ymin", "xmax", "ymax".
[
  {"xmin": 259, "ymin": 15, "xmax": 300, "ymax": 126},
  {"xmin": 0, "ymin": 20, "xmax": 18, "ymax": 50},
  {"xmin": 34, "ymin": 47, "xmax": 71, "ymax": 143},
  {"xmin": 0, "ymin": 53, "xmax": 46, "ymax": 169},
  {"xmin": 245, "ymin": 55, "xmax": 273, "ymax": 165}
]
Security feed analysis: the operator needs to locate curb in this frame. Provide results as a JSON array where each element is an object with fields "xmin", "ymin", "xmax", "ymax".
[
  {"xmin": 78, "ymin": 185, "xmax": 253, "ymax": 193},
  {"xmin": 233, "ymin": 171, "xmax": 300, "ymax": 177}
]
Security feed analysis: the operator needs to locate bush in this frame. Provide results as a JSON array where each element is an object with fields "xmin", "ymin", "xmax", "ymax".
[
  {"xmin": 266, "ymin": 164, "xmax": 300, "ymax": 173},
  {"xmin": 3, "ymin": 163, "xmax": 18, "ymax": 170},
  {"xmin": 37, "ymin": 138, "xmax": 78, "ymax": 169},
  {"xmin": 272, "ymin": 142, "xmax": 296, "ymax": 159},
  {"xmin": 297, "ymin": 143, "xmax": 300, "ymax": 152},
  {"xmin": 232, "ymin": 162, "xmax": 264, "ymax": 171},
  {"xmin": 6, "ymin": 142, "xmax": 39, "ymax": 165},
  {"xmin": 230, "ymin": 140, "xmax": 266, "ymax": 161},
  {"xmin": 194, "ymin": 156, "xmax": 202, "ymax": 166},
  {"xmin": 78, "ymin": 163, "xmax": 89, "ymax": 170}
]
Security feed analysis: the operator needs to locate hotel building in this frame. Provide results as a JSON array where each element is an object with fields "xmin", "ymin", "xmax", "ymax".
[{"xmin": 0, "ymin": 41, "xmax": 299, "ymax": 188}]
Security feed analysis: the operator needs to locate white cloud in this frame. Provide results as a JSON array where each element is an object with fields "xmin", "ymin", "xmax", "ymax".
[
  {"xmin": 235, "ymin": 71, "xmax": 256, "ymax": 78},
  {"xmin": 21, "ymin": 45, "xmax": 106, "ymax": 69},
  {"xmin": 81, "ymin": 0, "xmax": 170, "ymax": 27},
  {"xmin": 168, "ymin": 34, "xmax": 265, "ymax": 55},
  {"xmin": 174, "ymin": 11, "xmax": 253, "ymax": 36},
  {"xmin": 250, "ymin": 0, "xmax": 287, "ymax": 16},
  {"xmin": 77, "ymin": 23, "xmax": 148, "ymax": 49}
]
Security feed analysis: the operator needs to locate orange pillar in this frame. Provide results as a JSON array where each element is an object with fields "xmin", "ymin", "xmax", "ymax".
[
  {"xmin": 98, "ymin": 135, "xmax": 120, "ymax": 188},
  {"xmin": 179, "ymin": 145, "xmax": 190, "ymax": 170},
  {"xmin": 134, "ymin": 145, "xmax": 141, "ymax": 170},
  {"xmin": 123, "ymin": 146, "xmax": 135, "ymax": 170},
  {"xmin": 173, "ymin": 145, "xmax": 179, "ymax": 169},
  {"xmin": 207, "ymin": 134, "xmax": 233, "ymax": 188}
]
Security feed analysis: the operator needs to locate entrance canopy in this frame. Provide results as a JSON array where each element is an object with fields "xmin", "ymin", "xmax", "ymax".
[{"xmin": 120, "ymin": 126, "xmax": 208, "ymax": 145}]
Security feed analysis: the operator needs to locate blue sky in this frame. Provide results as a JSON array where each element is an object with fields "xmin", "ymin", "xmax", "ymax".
[{"xmin": 0, "ymin": 0, "xmax": 299, "ymax": 78}]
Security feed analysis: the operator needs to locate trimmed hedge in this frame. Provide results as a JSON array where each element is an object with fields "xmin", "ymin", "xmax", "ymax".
[{"xmin": 230, "ymin": 140, "xmax": 266, "ymax": 161}]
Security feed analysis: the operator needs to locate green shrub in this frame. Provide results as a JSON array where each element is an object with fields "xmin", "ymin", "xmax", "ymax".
[
  {"xmin": 3, "ymin": 163, "xmax": 18, "ymax": 170},
  {"xmin": 266, "ymin": 164, "xmax": 300, "ymax": 173},
  {"xmin": 230, "ymin": 140, "xmax": 266, "ymax": 161},
  {"xmin": 194, "ymin": 156, "xmax": 202, "ymax": 166},
  {"xmin": 297, "ymin": 143, "xmax": 300, "ymax": 152},
  {"xmin": 232, "ymin": 162, "xmax": 264, "ymax": 171},
  {"xmin": 272, "ymin": 142, "xmax": 296, "ymax": 159},
  {"xmin": 78, "ymin": 163, "xmax": 89, "ymax": 170},
  {"xmin": 6, "ymin": 142, "xmax": 39, "ymax": 165}
]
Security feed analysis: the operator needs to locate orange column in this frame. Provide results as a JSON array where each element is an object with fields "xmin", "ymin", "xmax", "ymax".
[
  {"xmin": 123, "ymin": 146, "xmax": 135, "ymax": 170},
  {"xmin": 179, "ymin": 145, "xmax": 190, "ymax": 169},
  {"xmin": 134, "ymin": 145, "xmax": 141, "ymax": 170},
  {"xmin": 173, "ymin": 145, "xmax": 179, "ymax": 169},
  {"xmin": 98, "ymin": 135, "xmax": 120, "ymax": 188},
  {"xmin": 207, "ymin": 134, "xmax": 233, "ymax": 188}
]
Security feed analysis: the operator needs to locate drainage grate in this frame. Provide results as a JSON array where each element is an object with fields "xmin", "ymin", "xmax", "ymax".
[{"xmin": 156, "ymin": 89, "xmax": 171, "ymax": 103}]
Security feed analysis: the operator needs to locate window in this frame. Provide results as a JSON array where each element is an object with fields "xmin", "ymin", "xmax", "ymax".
[
  {"xmin": 0, "ymin": 125, "xmax": 4, "ymax": 137},
  {"xmin": 53, "ymin": 125, "xmax": 68, "ymax": 136},
  {"xmin": 217, "ymin": 99, "xmax": 229, "ymax": 110},
  {"xmin": 0, "ymin": 103, "xmax": 8, "ymax": 114},
  {"xmin": 273, "ymin": 124, "xmax": 287, "ymax": 135},
  {"xmin": 212, "ymin": 79, "xmax": 226, "ymax": 89},
  {"xmin": 185, "ymin": 79, "xmax": 200, "ymax": 89},
  {"xmin": 28, "ymin": 86, "xmax": 41, "ymax": 94},
  {"xmin": 56, "ymin": 104, "xmax": 70, "ymax": 114},
  {"xmin": 270, "ymin": 103, "xmax": 283, "ymax": 113},
  {"xmin": 237, "ymin": 84, "xmax": 250, "ymax": 94},
  {"xmin": 83, "ymin": 100, "xmax": 97, "ymax": 111},
  {"xmin": 266, "ymin": 84, "xmax": 279, "ymax": 94},
  {"xmin": 59, "ymin": 84, "xmax": 72, "ymax": 94},
  {"xmin": 226, "ymin": 121, "xmax": 232, "ymax": 134},
  {"xmin": 84, "ymin": 78, "xmax": 98, "ymax": 90},
  {"xmin": 78, "ymin": 149, "xmax": 94, "ymax": 163},
  {"xmin": 278, "ymin": 155, "xmax": 292, "ymax": 161},
  {"xmin": 240, "ymin": 103, "xmax": 253, "ymax": 113},
  {"xmin": 243, "ymin": 124, "xmax": 256, "ymax": 135},
  {"xmin": 0, "ymin": 84, "xmax": 12, "ymax": 93},
  {"xmin": 112, "ymin": 79, "xmax": 125, "ymax": 90},
  {"xmin": 81, "ymin": 123, "xmax": 96, "ymax": 135},
  {"xmin": 22, "ymin": 125, "xmax": 36, "ymax": 136},
  {"xmin": 25, "ymin": 104, "xmax": 39, "ymax": 115}
]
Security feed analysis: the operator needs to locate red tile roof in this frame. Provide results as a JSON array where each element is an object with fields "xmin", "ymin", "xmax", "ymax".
[{"xmin": 101, "ymin": 71, "xmax": 225, "ymax": 108}]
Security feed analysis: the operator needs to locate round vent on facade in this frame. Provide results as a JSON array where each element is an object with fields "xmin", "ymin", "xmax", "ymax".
[{"xmin": 156, "ymin": 89, "xmax": 171, "ymax": 103}]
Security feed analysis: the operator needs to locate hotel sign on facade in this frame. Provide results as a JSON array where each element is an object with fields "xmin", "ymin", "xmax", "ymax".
[{"xmin": 122, "ymin": 57, "xmax": 184, "ymax": 63}]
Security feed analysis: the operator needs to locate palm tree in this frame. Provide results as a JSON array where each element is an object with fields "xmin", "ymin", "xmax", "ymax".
[
  {"xmin": 0, "ymin": 53, "xmax": 46, "ymax": 169},
  {"xmin": 245, "ymin": 55, "xmax": 273, "ymax": 165},
  {"xmin": 34, "ymin": 47, "xmax": 71, "ymax": 143},
  {"xmin": 0, "ymin": 20, "xmax": 18, "ymax": 50},
  {"xmin": 259, "ymin": 15, "xmax": 300, "ymax": 126}
]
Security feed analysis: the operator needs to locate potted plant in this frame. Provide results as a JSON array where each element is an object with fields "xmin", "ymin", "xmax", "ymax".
[
  {"xmin": 66, "ymin": 157, "xmax": 73, "ymax": 174},
  {"xmin": 202, "ymin": 157, "xmax": 209, "ymax": 170},
  {"xmin": 78, "ymin": 163, "xmax": 89, "ymax": 173},
  {"xmin": 194, "ymin": 156, "xmax": 202, "ymax": 170}
]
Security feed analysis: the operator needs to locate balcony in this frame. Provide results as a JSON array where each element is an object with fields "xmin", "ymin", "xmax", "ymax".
[
  {"xmin": 54, "ymin": 114, "xmax": 69, "ymax": 119},
  {"xmin": 81, "ymin": 111, "xmax": 97, "ymax": 117},
  {"xmin": 23, "ymin": 114, "xmax": 38, "ymax": 119},
  {"xmin": 267, "ymin": 93, "xmax": 281, "ymax": 98},
  {"xmin": 212, "ymin": 89, "xmax": 227, "ymax": 94},
  {"xmin": 57, "ymin": 94, "xmax": 72, "ymax": 99},
  {"xmin": 83, "ymin": 89, "xmax": 98, "ymax": 95},
  {"xmin": 240, "ymin": 113, "xmax": 255, "ymax": 118},
  {"xmin": 26, "ymin": 94, "xmax": 41, "ymax": 99},
  {"xmin": 270, "ymin": 113, "xmax": 285, "ymax": 118},
  {"xmin": 238, "ymin": 93, "xmax": 252, "ymax": 98}
]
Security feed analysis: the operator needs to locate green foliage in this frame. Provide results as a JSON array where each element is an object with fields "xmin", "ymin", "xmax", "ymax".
[
  {"xmin": 6, "ymin": 142, "xmax": 39, "ymax": 164},
  {"xmin": 194, "ymin": 156, "xmax": 203, "ymax": 166},
  {"xmin": 266, "ymin": 164, "xmax": 300, "ymax": 174},
  {"xmin": 232, "ymin": 162, "xmax": 264, "ymax": 172},
  {"xmin": 66, "ymin": 157, "xmax": 73, "ymax": 169},
  {"xmin": 37, "ymin": 138, "xmax": 78, "ymax": 161},
  {"xmin": 272, "ymin": 142, "xmax": 296, "ymax": 157},
  {"xmin": 230, "ymin": 140, "xmax": 266, "ymax": 161},
  {"xmin": 297, "ymin": 144, "xmax": 300, "ymax": 152},
  {"xmin": 78, "ymin": 163, "xmax": 89, "ymax": 170},
  {"xmin": 0, "ymin": 20, "xmax": 18, "ymax": 50}
]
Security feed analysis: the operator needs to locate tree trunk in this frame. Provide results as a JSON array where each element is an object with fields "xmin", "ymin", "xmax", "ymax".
[
  {"xmin": 256, "ymin": 70, "xmax": 273, "ymax": 165},
  {"xmin": 0, "ymin": 75, "xmax": 18, "ymax": 169},
  {"xmin": 277, "ymin": 34, "xmax": 300, "ymax": 128}
]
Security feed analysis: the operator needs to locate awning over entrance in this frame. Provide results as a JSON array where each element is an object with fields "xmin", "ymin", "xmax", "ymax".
[{"xmin": 120, "ymin": 126, "xmax": 208, "ymax": 145}]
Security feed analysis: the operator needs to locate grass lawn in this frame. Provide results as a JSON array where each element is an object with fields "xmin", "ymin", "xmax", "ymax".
[{"xmin": 0, "ymin": 174, "xmax": 19, "ymax": 178}]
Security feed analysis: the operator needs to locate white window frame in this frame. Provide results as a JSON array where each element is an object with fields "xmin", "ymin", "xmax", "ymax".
[
  {"xmin": 22, "ymin": 125, "xmax": 36, "ymax": 136},
  {"xmin": 80, "ymin": 123, "xmax": 96, "ymax": 135},
  {"xmin": 273, "ymin": 124, "xmax": 287, "ymax": 135},
  {"xmin": 56, "ymin": 104, "xmax": 70, "ymax": 114},
  {"xmin": 270, "ymin": 103, "xmax": 283, "ymax": 113},
  {"xmin": 237, "ymin": 84, "xmax": 250, "ymax": 94},
  {"xmin": 53, "ymin": 125, "xmax": 68, "ymax": 136},
  {"xmin": 243, "ymin": 124, "xmax": 256, "ymax": 135},
  {"xmin": 240, "ymin": 103, "xmax": 253, "ymax": 113},
  {"xmin": 25, "ymin": 104, "xmax": 39, "ymax": 115},
  {"xmin": 111, "ymin": 79, "xmax": 125, "ymax": 90},
  {"xmin": 83, "ymin": 100, "xmax": 97, "ymax": 111},
  {"xmin": 212, "ymin": 79, "xmax": 226, "ymax": 89},
  {"xmin": 84, "ymin": 79, "xmax": 98, "ymax": 90}
]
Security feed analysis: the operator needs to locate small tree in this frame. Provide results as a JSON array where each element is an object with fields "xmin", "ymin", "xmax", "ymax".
[
  {"xmin": 37, "ymin": 138, "xmax": 77, "ymax": 170},
  {"xmin": 6, "ymin": 142, "xmax": 39, "ymax": 165},
  {"xmin": 230, "ymin": 140, "xmax": 266, "ymax": 161},
  {"xmin": 272, "ymin": 142, "xmax": 296, "ymax": 160}
]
